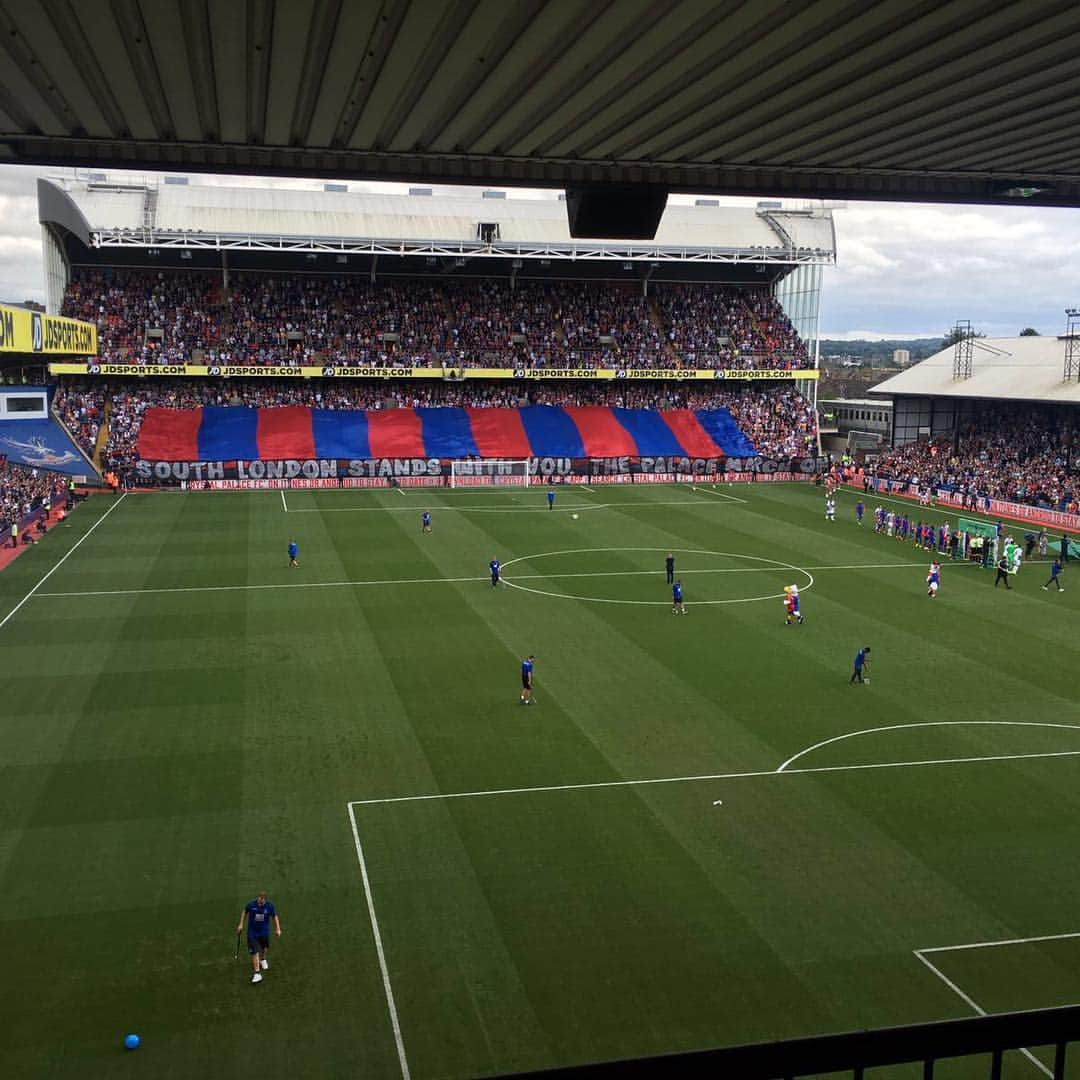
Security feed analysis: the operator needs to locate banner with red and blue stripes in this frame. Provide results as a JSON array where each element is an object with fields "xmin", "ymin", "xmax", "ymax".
[{"xmin": 138, "ymin": 405, "xmax": 757, "ymax": 461}]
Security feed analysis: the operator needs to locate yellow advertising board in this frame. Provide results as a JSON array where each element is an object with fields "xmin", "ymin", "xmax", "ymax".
[
  {"xmin": 0, "ymin": 305, "xmax": 97, "ymax": 355},
  {"xmin": 49, "ymin": 362, "xmax": 819, "ymax": 381}
]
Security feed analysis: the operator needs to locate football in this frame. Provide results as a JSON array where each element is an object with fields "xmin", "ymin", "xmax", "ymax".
[{"xmin": 571, "ymin": 513, "xmax": 579, "ymax": 520}]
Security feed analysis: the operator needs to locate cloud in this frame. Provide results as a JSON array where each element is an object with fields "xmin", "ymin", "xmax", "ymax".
[{"xmin": 821, "ymin": 201, "xmax": 1080, "ymax": 338}]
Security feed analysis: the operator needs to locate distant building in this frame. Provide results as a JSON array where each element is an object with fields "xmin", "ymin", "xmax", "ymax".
[
  {"xmin": 818, "ymin": 398, "xmax": 893, "ymax": 454},
  {"xmin": 893, "ymin": 348, "xmax": 911, "ymax": 366}
]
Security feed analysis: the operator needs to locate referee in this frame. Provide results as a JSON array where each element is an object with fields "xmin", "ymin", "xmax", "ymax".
[{"xmin": 665, "ymin": 553, "xmax": 675, "ymax": 585}]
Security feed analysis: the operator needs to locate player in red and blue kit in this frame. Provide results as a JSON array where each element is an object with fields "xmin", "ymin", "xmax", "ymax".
[
  {"xmin": 237, "ymin": 892, "xmax": 281, "ymax": 984},
  {"xmin": 927, "ymin": 560, "xmax": 941, "ymax": 598}
]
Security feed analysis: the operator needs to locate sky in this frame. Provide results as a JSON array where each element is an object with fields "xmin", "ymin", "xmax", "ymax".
[{"xmin": 1, "ymin": 162, "xmax": 1078, "ymax": 341}]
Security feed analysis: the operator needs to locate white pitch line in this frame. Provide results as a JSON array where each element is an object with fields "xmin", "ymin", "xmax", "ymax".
[
  {"xmin": 280, "ymin": 489, "xmax": 288, "ymax": 513},
  {"xmin": 395, "ymin": 486, "xmax": 406, "ymax": 496},
  {"xmin": 36, "ymin": 574, "xmax": 490, "ymax": 598},
  {"xmin": 692, "ymin": 485, "xmax": 747, "ymax": 503},
  {"xmin": 33, "ymin": 560, "xmax": 959, "ymax": 599},
  {"xmin": 914, "ymin": 951, "xmax": 1052, "ymax": 1078},
  {"xmin": 348, "ymin": 748, "xmax": 1080, "ymax": 807},
  {"xmin": 347, "ymin": 804, "xmax": 410, "ymax": 1080},
  {"xmin": 0, "ymin": 493, "xmax": 128, "ymax": 633},
  {"xmin": 776, "ymin": 720, "xmax": 1080, "ymax": 773},
  {"xmin": 920, "ymin": 930, "xmax": 1080, "ymax": 955}
]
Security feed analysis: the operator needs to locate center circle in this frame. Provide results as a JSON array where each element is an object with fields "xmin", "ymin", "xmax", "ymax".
[{"xmin": 499, "ymin": 548, "xmax": 814, "ymax": 606}]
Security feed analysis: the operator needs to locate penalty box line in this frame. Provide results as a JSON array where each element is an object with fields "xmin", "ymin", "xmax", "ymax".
[
  {"xmin": 348, "ymin": 748, "xmax": 1080, "ymax": 1080},
  {"xmin": 911, "ymin": 931, "xmax": 1080, "ymax": 1080}
]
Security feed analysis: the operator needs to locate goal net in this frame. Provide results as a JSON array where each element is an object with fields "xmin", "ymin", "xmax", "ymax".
[{"xmin": 449, "ymin": 459, "xmax": 532, "ymax": 488}]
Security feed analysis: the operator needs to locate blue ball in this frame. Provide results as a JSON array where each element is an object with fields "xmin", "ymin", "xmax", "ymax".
[{"xmin": 124, "ymin": 1034, "xmax": 140, "ymax": 1050}]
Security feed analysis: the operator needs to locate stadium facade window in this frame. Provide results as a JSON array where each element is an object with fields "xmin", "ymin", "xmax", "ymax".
[{"xmin": 773, "ymin": 262, "xmax": 823, "ymax": 365}]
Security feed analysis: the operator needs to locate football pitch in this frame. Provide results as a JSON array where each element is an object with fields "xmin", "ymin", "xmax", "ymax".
[{"xmin": 3, "ymin": 482, "xmax": 1080, "ymax": 1080}]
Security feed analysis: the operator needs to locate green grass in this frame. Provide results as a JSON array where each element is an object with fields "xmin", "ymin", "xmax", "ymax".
[{"xmin": 2, "ymin": 482, "xmax": 1079, "ymax": 1079}]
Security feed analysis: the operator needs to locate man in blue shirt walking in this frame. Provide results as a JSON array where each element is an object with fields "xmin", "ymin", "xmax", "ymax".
[
  {"xmin": 421, "ymin": 511, "xmax": 431, "ymax": 534},
  {"xmin": 547, "ymin": 487, "xmax": 556, "ymax": 510},
  {"xmin": 489, "ymin": 557, "xmax": 500, "ymax": 588},
  {"xmin": 520, "ymin": 655, "xmax": 535, "ymax": 704},
  {"xmin": 1043, "ymin": 559, "xmax": 1064, "ymax": 592},
  {"xmin": 237, "ymin": 892, "xmax": 281, "ymax": 984},
  {"xmin": 288, "ymin": 540, "xmax": 299, "ymax": 568}
]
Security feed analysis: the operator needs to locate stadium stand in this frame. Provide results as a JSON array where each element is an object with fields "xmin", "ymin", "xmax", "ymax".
[
  {"xmin": 0, "ymin": 460, "xmax": 71, "ymax": 541},
  {"xmin": 872, "ymin": 405, "xmax": 1079, "ymax": 513},
  {"xmin": 60, "ymin": 270, "xmax": 809, "ymax": 371}
]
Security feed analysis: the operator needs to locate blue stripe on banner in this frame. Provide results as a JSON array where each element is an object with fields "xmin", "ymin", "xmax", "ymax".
[
  {"xmin": 610, "ymin": 407, "xmax": 688, "ymax": 456},
  {"xmin": 518, "ymin": 405, "xmax": 586, "ymax": 458},
  {"xmin": 197, "ymin": 406, "xmax": 259, "ymax": 460},
  {"xmin": 311, "ymin": 409, "xmax": 370, "ymax": 458},
  {"xmin": 694, "ymin": 408, "xmax": 758, "ymax": 456},
  {"xmin": 417, "ymin": 407, "xmax": 480, "ymax": 457}
]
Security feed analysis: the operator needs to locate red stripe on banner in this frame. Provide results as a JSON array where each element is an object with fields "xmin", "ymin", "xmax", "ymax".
[
  {"xmin": 660, "ymin": 410, "xmax": 724, "ymax": 457},
  {"xmin": 367, "ymin": 409, "xmax": 426, "ymax": 458},
  {"xmin": 137, "ymin": 407, "xmax": 202, "ymax": 460},
  {"xmin": 256, "ymin": 406, "xmax": 316, "ymax": 459},
  {"xmin": 562, "ymin": 406, "xmax": 638, "ymax": 458},
  {"xmin": 465, "ymin": 407, "xmax": 533, "ymax": 458}
]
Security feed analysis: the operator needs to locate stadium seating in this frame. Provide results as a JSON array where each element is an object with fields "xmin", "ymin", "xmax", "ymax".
[{"xmin": 61, "ymin": 269, "xmax": 810, "ymax": 370}]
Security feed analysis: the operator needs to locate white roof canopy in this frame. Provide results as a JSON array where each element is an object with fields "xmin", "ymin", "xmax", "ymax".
[
  {"xmin": 41, "ymin": 179, "xmax": 837, "ymax": 265},
  {"xmin": 871, "ymin": 336, "xmax": 1080, "ymax": 405}
]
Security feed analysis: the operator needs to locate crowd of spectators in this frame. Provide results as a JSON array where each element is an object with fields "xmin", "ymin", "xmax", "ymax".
[
  {"xmin": 52, "ymin": 383, "xmax": 105, "ymax": 459},
  {"xmin": 872, "ymin": 406, "xmax": 1079, "ymax": 513},
  {"xmin": 61, "ymin": 269, "xmax": 811, "ymax": 371},
  {"xmin": 655, "ymin": 285, "xmax": 806, "ymax": 369},
  {"xmin": 51, "ymin": 377, "xmax": 820, "ymax": 476},
  {"xmin": 63, "ymin": 269, "xmax": 220, "ymax": 365},
  {"xmin": 0, "ymin": 459, "xmax": 67, "ymax": 536}
]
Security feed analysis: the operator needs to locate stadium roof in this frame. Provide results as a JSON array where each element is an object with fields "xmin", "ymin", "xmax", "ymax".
[
  {"xmin": 39, "ymin": 178, "xmax": 836, "ymax": 264},
  {"xmin": 3, "ymin": 0, "xmax": 1080, "ymax": 214},
  {"xmin": 870, "ymin": 337, "xmax": 1080, "ymax": 405}
]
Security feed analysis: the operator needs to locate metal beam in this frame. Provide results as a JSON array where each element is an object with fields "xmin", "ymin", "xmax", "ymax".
[{"xmin": 91, "ymin": 228, "xmax": 835, "ymax": 264}]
